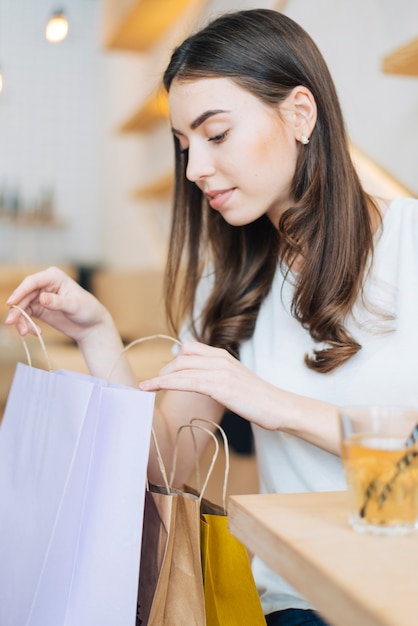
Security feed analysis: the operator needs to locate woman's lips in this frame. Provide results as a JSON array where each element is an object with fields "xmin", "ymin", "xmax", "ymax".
[{"xmin": 206, "ymin": 188, "xmax": 234, "ymax": 210}]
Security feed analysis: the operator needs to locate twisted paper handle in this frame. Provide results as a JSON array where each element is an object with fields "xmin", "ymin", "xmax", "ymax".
[
  {"xmin": 107, "ymin": 333, "xmax": 225, "ymax": 505},
  {"xmin": 106, "ymin": 333, "xmax": 182, "ymax": 384},
  {"xmin": 8, "ymin": 305, "xmax": 52, "ymax": 372},
  {"xmin": 108, "ymin": 333, "xmax": 182, "ymax": 495},
  {"xmin": 170, "ymin": 423, "xmax": 220, "ymax": 505},
  {"xmin": 190, "ymin": 417, "xmax": 230, "ymax": 513}
]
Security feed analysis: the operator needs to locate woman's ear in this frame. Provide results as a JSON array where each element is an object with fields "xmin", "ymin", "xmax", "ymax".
[{"xmin": 286, "ymin": 86, "xmax": 317, "ymax": 145}]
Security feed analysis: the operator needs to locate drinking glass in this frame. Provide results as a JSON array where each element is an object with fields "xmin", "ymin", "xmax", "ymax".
[{"xmin": 339, "ymin": 406, "xmax": 418, "ymax": 535}]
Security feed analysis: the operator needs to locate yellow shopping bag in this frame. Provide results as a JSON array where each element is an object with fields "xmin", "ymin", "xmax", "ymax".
[
  {"xmin": 200, "ymin": 503, "xmax": 266, "ymax": 625},
  {"xmin": 188, "ymin": 418, "xmax": 266, "ymax": 626}
]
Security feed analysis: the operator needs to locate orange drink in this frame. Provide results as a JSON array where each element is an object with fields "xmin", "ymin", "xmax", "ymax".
[{"xmin": 339, "ymin": 407, "xmax": 418, "ymax": 535}]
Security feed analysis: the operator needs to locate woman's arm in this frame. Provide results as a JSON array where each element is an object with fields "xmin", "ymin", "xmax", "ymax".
[
  {"xmin": 150, "ymin": 390, "xmax": 224, "ymax": 487},
  {"xmin": 140, "ymin": 340, "xmax": 341, "ymax": 457}
]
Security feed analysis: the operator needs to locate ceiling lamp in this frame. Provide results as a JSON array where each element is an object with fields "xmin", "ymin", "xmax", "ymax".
[{"xmin": 45, "ymin": 10, "xmax": 69, "ymax": 43}]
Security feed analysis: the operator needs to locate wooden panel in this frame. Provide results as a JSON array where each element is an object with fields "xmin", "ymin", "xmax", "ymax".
[
  {"xmin": 104, "ymin": 0, "xmax": 203, "ymax": 51},
  {"xmin": 349, "ymin": 143, "xmax": 413, "ymax": 197},
  {"xmin": 133, "ymin": 171, "xmax": 173, "ymax": 199},
  {"xmin": 119, "ymin": 91, "xmax": 169, "ymax": 132},
  {"xmin": 382, "ymin": 36, "xmax": 418, "ymax": 77},
  {"xmin": 91, "ymin": 268, "xmax": 169, "ymax": 341}
]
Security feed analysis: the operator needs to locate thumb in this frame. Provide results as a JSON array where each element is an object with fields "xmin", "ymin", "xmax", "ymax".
[{"xmin": 39, "ymin": 291, "xmax": 62, "ymax": 310}]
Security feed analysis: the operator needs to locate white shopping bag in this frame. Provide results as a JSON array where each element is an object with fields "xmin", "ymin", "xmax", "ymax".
[{"xmin": 0, "ymin": 362, "xmax": 155, "ymax": 626}]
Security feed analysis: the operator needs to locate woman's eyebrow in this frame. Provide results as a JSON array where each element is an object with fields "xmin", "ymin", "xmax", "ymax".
[{"xmin": 171, "ymin": 109, "xmax": 229, "ymax": 136}]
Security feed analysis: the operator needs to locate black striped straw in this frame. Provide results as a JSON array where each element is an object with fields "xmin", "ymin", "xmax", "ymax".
[
  {"xmin": 360, "ymin": 420, "xmax": 418, "ymax": 518},
  {"xmin": 377, "ymin": 449, "xmax": 418, "ymax": 508},
  {"xmin": 405, "ymin": 423, "xmax": 418, "ymax": 447}
]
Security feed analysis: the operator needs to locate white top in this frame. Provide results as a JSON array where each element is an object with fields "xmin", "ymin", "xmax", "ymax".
[
  {"xmin": 238, "ymin": 196, "xmax": 418, "ymax": 613},
  {"xmin": 184, "ymin": 196, "xmax": 418, "ymax": 614}
]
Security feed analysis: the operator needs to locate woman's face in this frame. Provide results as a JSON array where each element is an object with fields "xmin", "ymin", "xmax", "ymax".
[{"xmin": 168, "ymin": 76, "xmax": 300, "ymax": 227}]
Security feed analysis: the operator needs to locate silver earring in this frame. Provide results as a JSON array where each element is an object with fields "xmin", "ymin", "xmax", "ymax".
[{"xmin": 300, "ymin": 135, "xmax": 310, "ymax": 145}]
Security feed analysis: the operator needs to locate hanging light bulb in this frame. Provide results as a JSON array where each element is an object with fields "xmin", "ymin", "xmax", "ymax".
[{"xmin": 45, "ymin": 10, "xmax": 69, "ymax": 43}]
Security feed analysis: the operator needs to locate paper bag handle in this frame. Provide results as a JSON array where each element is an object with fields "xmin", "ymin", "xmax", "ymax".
[
  {"xmin": 189, "ymin": 417, "xmax": 230, "ymax": 513},
  {"xmin": 170, "ymin": 423, "xmax": 220, "ymax": 505},
  {"xmin": 106, "ymin": 333, "xmax": 182, "ymax": 384},
  {"xmin": 9, "ymin": 305, "xmax": 52, "ymax": 372},
  {"xmin": 149, "ymin": 428, "xmax": 171, "ymax": 494},
  {"xmin": 108, "ymin": 333, "xmax": 183, "ymax": 496}
]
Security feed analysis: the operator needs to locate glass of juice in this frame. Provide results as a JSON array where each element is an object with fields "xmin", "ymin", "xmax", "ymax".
[{"xmin": 339, "ymin": 406, "xmax": 418, "ymax": 535}]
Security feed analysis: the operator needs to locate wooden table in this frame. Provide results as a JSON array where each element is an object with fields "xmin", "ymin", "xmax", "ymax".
[{"xmin": 228, "ymin": 491, "xmax": 418, "ymax": 626}]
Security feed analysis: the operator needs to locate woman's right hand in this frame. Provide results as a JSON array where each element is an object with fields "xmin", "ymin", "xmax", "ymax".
[{"xmin": 5, "ymin": 265, "xmax": 110, "ymax": 344}]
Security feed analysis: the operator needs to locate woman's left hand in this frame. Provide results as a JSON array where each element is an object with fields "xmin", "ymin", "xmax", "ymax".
[{"xmin": 139, "ymin": 340, "xmax": 281, "ymax": 430}]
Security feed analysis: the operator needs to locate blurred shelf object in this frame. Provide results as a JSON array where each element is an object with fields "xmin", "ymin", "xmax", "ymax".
[
  {"xmin": 382, "ymin": 36, "xmax": 418, "ymax": 77},
  {"xmin": 103, "ymin": 0, "xmax": 204, "ymax": 51},
  {"xmin": 133, "ymin": 172, "xmax": 173, "ymax": 200},
  {"xmin": 119, "ymin": 90, "xmax": 169, "ymax": 132},
  {"xmin": 0, "ymin": 214, "xmax": 67, "ymax": 229}
]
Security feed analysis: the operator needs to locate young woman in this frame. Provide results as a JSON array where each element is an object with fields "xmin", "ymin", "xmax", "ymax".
[{"xmin": 6, "ymin": 9, "xmax": 418, "ymax": 625}]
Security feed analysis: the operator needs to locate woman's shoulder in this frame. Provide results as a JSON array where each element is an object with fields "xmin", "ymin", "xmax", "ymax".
[
  {"xmin": 383, "ymin": 195, "xmax": 418, "ymax": 217},
  {"xmin": 370, "ymin": 196, "xmax": 418, "ymax": 261},
  {"xmin": 375, "ymin": 196, "xmax": 418, "ymax": 231}
]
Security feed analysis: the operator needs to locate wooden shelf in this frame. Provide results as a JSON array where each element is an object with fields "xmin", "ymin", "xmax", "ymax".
[
  {"xmin": 133, "ymin": 172, "xmax": 173, "ymax": 200},
  {"xmin": 119, "ymin": 91, "xmax": 169, "ymax": 133},
  {"xmin": 382, "ymin": 36, "xmax": 418, "ymax": 77},
  {"xmin": 0, "ymin": 214, "xmax": 67, "ymax": 229},
  {"xmin": 104, "ymin": 0, "xmax": 202, "ymax": 52}
]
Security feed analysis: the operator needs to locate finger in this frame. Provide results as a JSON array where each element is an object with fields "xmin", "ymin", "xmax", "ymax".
[
  {"xmin": 158, "ymin": 353, "xmax": 223, "ymax": 376},
  {"xmin": 180, "ymin": 340, "xmax": 227, "ymax": 357},
  {"xmin": 13, "ymin": 318, "xmax": 36, "ymax": 337},
  {"xmin": 16, "ymin": 319, "xmax": 42, "ymax": 337},
  {"xmin": 5, "ymin": 298, "xmax": 47, "ymax": 326},
  {"xmin": 5, "ymin": 288, "xmax": 41, "ymax": 315},
  {"xmin": 139, "ymin": 374, "xmax": 199, "ymax": 393},
  {"xmin": 4, "ymin": 307, "xmax": 21, "ymax": 325},
  {"xmin": 140, "ymin": 368, "xmax": 225, "ymax": 395},
  {"xmin": 5, "ymin": 304, "xmax": 32, "ymax": 326},
  {"xmin": 6, "ymin": 280, "xmax": 43, "ymax": 306},
  {"xmin": 5, "ymin": 305, "xmax": 42, "ymax": 335},
  {"xmin": 39, "ymin": 290, "xmax": 87, "ymax": 321},
  {"xmin": 39, "ymin": 291, "xmax": 61, "ymax": 310},
  {"xmin": 6, "ymin": 267, "xmax": 61, "ymax": 306}
]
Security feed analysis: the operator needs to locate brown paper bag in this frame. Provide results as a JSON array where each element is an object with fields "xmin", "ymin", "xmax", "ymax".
[
  {"xmin": 137, "ymin": 425, "xmax": 220, "ymax": 625},
  {"xmin": 137, "ymin": 484, "xmax": 205, "ymax": 626},
  {"xmin": 136, "ymin": 484, "xmax": 174, "ymax": 625}
]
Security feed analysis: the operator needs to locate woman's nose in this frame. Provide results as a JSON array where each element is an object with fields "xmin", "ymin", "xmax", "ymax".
[{"xmin": 185, "ymin": 147, "xmax": 215, "ymax": 182}]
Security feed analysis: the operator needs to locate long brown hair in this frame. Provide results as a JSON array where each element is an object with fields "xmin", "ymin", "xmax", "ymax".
[{"xmin": 162, "ymin": 9, "xmax": 380, "ymax": 373}]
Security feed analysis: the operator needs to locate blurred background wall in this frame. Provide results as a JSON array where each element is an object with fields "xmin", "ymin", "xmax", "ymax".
[{"xmin": 0, "ymin": 0, "xmax": 417, "ymax": 273}]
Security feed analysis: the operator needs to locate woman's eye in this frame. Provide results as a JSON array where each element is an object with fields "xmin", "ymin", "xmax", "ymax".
[{"xmin": 208, "ymin": 130, "xmax": 229, "ymax": 144}]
